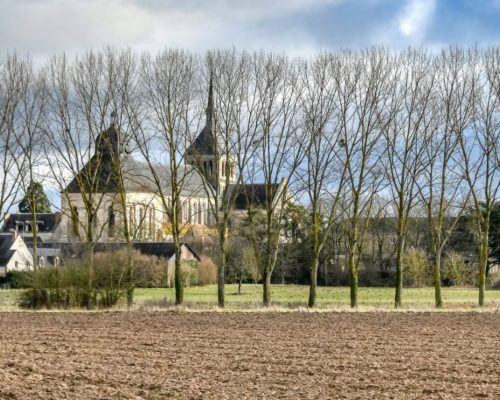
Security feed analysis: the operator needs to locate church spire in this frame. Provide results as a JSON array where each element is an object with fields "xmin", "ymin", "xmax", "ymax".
[{"xmin": 206, "ymin": 72, "xmax": 214, "ymax": 129}]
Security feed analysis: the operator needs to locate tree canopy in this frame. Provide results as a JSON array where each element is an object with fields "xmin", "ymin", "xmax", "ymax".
[{"xmin": 18, "ymin": 181, "xmax": 51, "ymax": 213}]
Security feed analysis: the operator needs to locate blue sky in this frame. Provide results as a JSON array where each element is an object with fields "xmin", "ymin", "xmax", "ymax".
[{"xmin": 0, "ymin": 0, "xmax": 499, "ymax": 60}]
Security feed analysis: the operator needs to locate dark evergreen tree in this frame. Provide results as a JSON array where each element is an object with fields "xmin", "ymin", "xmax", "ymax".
[{"xmin": 18, "ymin": 181, "xmax": 51, "ymax": 213}]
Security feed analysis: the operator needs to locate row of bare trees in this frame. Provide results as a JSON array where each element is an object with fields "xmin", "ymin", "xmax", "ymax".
[{"xmin": 1, "ymin": 46, "xmax": 498, "ymax": 308}]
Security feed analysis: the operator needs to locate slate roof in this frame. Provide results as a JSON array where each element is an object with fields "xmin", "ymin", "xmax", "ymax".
[
  {"xmin": 185, "ymin": 75, "xmax": 217, "ymax": 157},
  {"xmin": 64, "ymin": 125, "xmax": 206, "ymax": 198},
  {"xmin": 185, "ymin": 125, "xmax": 216, "ymax": 157},
  {"xmin": 0, "ymin": 234, "xmax": 14, "ymax": 266},
  {"xmin": 2, "ymin": 213, "xmax": 61, "ymax": 233},
  {"xmin": 57, "ymin": 242, "xmax": 200, "ymax": 261},
  {"xmin": 228, "ymin": 183, "xmax": 281, "ymax": 210},
  {"xmin": 121, "ymin": 158, "xmax": 206, "ymax": 197},
  {"xmin": 65, "ymin": 125, "xmax": 121, "ymax": 193}
]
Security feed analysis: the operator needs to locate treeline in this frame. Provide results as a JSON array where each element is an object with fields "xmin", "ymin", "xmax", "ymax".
[{"xmin": 0, "ymin": 47, "xmax": 499, "ymax": 308}]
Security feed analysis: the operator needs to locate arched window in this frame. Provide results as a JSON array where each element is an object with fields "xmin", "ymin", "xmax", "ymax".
[
  {"xmin": 129, "ymin": 205, "xmax": 136, "ymax": 232},
  {"xmin": 108, "ymin": 206, "xmax": 115, "ymax": 238},
  {"xmin": 193, "ymin": 202, "xmax": 198, "ymax": 224},
  {"xmin": 139, "ymin": 207, "xmax": 145, "ymax": 238},
  {"xmin": 91, "ymin": 207, "xmax": 97, "ymax": 229},
  {"xmin": 71, "ymin": 206, "xmax": 79, "ymax": 237},
  {"xmin": 149, "ymin": 206, "xmax": 155, "ymax": 239}
]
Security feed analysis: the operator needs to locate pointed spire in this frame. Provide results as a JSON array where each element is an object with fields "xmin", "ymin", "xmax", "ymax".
[{"xmin": 206, "ymin": 72, "xmax": 214, "ymax": 129}]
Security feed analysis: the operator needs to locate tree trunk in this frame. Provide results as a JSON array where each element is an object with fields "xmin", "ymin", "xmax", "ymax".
[
  {"xmin": 349, "ymin": 251, "xmax": 358, "ymax": 308},
  {"xmin": 433, "ymin": 248, "xmax": 443, "ymax": 308},
  {"xmin": 84, "ymin": 242, "xmax": 94, "ymax": 308},
  {"xmin": 478, "ymin": 233, "xmax": 488, "ymax": 307},
  {"xmin": 126, "ymin": 241, "xmax": 134, "ymax": 308},
  {"xmin": 174, "ymin": 254, "xmax": 183, "ymax": 305},
  {"xmin": 262, "ymin": 270, "xmax": 272, "ymax": 306},
  {"xmin": 217, "ymin": 230, "xmax": 226, "ymax": 308},
  {"xmin": 394, "ymin": 236, "xmax": 404, "ymax": 308},
  {"xmin": 308, "ymin": 256, "xmax": 319, "ymax": 308},
  {"xmin": 173, "ymin": 229, "xmax": 183, "ymax": 305}
]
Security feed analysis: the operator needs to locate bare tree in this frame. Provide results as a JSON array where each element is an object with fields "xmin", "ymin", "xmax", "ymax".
[
  {"xmin": 418, "ymin": 48, "xmax": 472, "ymax": 308},
  {"xmin": 130, "ymin": 49, "xmax": 198, "ymax": 305},
  {"xmin": 298, "ymin": 53, "xmax": 348, "ymax": 307},
  {"xmin": 12, "ymin": 57, "xmax": 47, "ymax": 269},
  {"xmin": 336, "ymin": 49, "xmax": 392, "ymax": 308},
  {"xmin": 457, "ymin": 48, "xmax": 500, "ymax": 306},
  {"xmin": 187, "ymin": 50, "xmax": 261, "ymax": 307},
  {"xmin": 95, "ymin": 48, "xmax": 141, "ymax": 307},
  {"xmin": 243, "ymin": 53, "xmax": 304, "ymax": 306},
  {"xmin": 384, "ymin": 49, "xmax": 435, "ymax": 308},
  {"xmin": 43, "ymin": 51, "xmax": 120, "ymax": 306},
  {"xmin": 0, "ymin": 55, "xmax": 25, "ymax": 222}
]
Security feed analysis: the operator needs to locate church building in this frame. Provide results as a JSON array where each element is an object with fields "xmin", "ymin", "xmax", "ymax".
[{"xmin": 58, "ymin": 79, "xmax": 230, "ymax": 243}]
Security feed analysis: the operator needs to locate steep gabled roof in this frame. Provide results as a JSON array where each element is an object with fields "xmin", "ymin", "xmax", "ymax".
[
  {"xmin": 228, "ymin": 183, "xmax": 281, "ymax": 210},
  {"xmin": 64, "ymin": 125, "xmax": 121, "ymax": 193},
  {"xmin": 0, "ymin": 234, "xmax": 15, "ymax": 266},
  {"xmin": 63, "ymin": 126, "xmax": 206, "ymax": 198},
  {"xmin": 185, "ymin": 124, "xmax": 216, "ymax": 157}
]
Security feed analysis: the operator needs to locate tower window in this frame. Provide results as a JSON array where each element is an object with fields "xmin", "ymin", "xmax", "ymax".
[
  {"xmin": 108, "ymin": 206, "xmax": 115, "ymax": 238},
  {"xmin": 71, "ymin": 206, "xmax": 79, "ymax": 236}
]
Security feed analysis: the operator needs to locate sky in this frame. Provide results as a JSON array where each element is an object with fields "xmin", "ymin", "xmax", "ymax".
[{"xmin": 1, "ymin": 0, "xmax": 500, "ymax": 61}]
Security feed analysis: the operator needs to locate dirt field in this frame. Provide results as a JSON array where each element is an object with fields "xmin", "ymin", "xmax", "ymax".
[{"xmin": 0, "ymin": 311, "xmax": 498, "ymax": 399}]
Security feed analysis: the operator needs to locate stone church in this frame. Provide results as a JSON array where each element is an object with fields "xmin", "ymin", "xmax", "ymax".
[
  {"xmin": 2, "ymin": 79, "xmax": 284, "ymax": 266},
  {"xmin": 58, "ymin": 79, "xmax": 238, "ymax": 244}
]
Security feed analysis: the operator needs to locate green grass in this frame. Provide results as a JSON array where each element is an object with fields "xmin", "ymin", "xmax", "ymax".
[
  {"xmin": 133, "ymin": 284, "xmax": 500, "ymax": 309},
  {"xmin": 1, "ymin": 285, "xmax": 499, "ymax": 310}
]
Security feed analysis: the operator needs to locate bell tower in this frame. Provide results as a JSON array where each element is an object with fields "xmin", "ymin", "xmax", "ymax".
[{"xmin": 185, "ymin": 75, "xmax": 236, "ymax": 191}]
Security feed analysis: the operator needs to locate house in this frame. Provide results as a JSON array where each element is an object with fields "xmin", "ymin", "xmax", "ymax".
[
  {"xmin": 0, "ymin": 232, "xmax": 33, "ymax": 277},
  {"xmin": 2, "ymin": 213, "xmax": 62, "ymax": 266},
  {"xmin": 2, "ymin": 212, "xmax": 62, "ymax": 242}
]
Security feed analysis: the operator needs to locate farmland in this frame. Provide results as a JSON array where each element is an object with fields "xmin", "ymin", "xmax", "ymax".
[{"xmin": 0, "ymin": 311, "xmax": 499, "ymax": 399}]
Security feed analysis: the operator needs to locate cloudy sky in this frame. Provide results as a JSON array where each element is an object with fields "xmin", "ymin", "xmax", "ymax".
[{"xmin": 0, "ymin": 0, "xmax": 499, "ymax": 60}]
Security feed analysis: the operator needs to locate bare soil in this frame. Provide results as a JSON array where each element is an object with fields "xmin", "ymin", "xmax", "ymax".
[{"xmin": 0, "ymin": 311, "xmax": 498, "ymax": 399}]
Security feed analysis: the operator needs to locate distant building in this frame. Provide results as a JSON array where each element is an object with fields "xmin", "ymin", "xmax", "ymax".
[
  {"xmin": 2, "ymin": 212, "xmax": 61, "ymax": 242},
  {"xmin": 58, "ymin": 77, "xmax": 280, "ymax": 244},
  {"xmin": 0, "ymin": 80, "xmax": 283, "ymax": 269},
  {"xmin": 0, "ymin": 231, "xmax": 33, "ymax": 277}
]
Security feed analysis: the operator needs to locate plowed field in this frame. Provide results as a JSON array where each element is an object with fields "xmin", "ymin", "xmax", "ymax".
[{"xmin": 0, "ymin": 311, "xmax": 498, "ymax": 399}]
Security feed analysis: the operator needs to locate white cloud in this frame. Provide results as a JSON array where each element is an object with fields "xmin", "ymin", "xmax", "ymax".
[
  {"xmin": 0, "ymin": 0, "xmax": 341, "ymax": 59},
  {"xmin": 397, "ymin": 0, "xmax": 436, "ymax": 39}
]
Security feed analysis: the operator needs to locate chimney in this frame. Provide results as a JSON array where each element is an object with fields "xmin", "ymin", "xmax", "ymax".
[{"xmin": 9, "ymin": 228, "xmax": 17, "ymax": 242}]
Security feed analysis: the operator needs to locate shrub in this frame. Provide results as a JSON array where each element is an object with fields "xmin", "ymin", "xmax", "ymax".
[
  {"xmin": 442, "ymin": 251, "xmax": 475, "ymax": 286},
  {"xmin": 198, "ymin": 256, "xmax": 217, "ymax": 286},
  {"xmin": 402, "ymin": 247, "xmax": 431, "ymax": 287},
  {"xmin": 1, "ymin": 270, "xmax": 31, "ymax": 289},
  {"xmin": 137, "ymin": 255, "xmax": 170, "ymax": 288},
  {"xmin": 18, "ymin": 262, "xmax": 91, "ymax": 309},
  {"xmin": 181, "ymin": 261, "xmax": 199, "ymax": 287},
  {"xmin": 18, "ymin": 251, "xmax": 132, "ymax": 309},
  {"xmin": 490, "ymin": 272, "xmax": 500, "ymax": 289}
]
